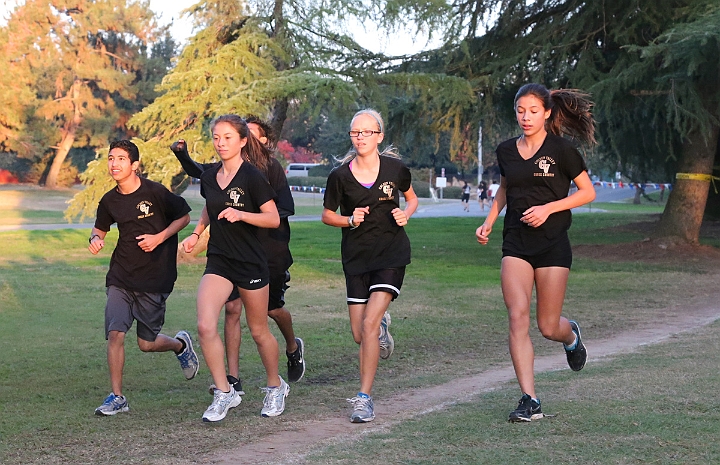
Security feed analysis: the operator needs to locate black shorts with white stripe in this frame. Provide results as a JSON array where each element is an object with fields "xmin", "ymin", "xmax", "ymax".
[{"xmin": 345, "ymin": 267, "xmax": 406, "ymax": 304}]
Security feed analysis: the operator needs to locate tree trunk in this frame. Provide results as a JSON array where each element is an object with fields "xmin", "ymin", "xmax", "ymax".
[
  {"xmin": 655, "ymin": 125, "xmax": 720, "ymax": 243},
  {"xmin": 46, "ymin": 80, "xmax": 82, "ymax": 188},
  {"xmin": 267, "ymin": 0, "xmax": 289, "ymax": 140},
  {"xmin": 702, "ymin": 134, "xmax": 720, "ymax": 220},
  {"xmin": 269, "ymin": 97, "xmax": 288, "ymax": 142}
]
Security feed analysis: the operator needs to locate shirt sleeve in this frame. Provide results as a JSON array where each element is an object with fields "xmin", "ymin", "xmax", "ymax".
[
  {"xmin": 162, "ymin": 187, "xmax": 192, "ymax": 221},
  {"xmin": 323, "ymin": 168, "xmax": 343, "ymax": 212},
  {"xmin": 94, "ymin": 196, "xmax": 114, "ymax": 232},
  {"xmin": 268, "ymin": 159, "xmax": 295, "ymax": 219},
  {"xmin": 398, "ymin": 162, "xmax": 412, "ymax": 192},
  {"xmin": 249, "ymin": 170, "xmax": 277, "ymax": 208},
  {"xmin": 562, "ymin": 145, "xmax": 588, "ymax": 181}
]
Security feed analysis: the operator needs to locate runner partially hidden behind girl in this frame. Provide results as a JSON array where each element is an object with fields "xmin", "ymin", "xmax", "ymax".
[
  {"xmin": 322, "ymin": 109, "xmax": 418, "ymax": 423},
  {"xmin": 172, "ymin": 115, "xmax": 304, "ymax": 401},
  {"xmin": 476, "ymin": 83, "xmax": 596, "ymax": 422},
  {"xmin": 181, "ymin": 114, "xmax": 288, "ymax": 422}
]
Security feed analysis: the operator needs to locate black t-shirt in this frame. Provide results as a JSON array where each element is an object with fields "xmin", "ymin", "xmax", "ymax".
[
  {"xmin": 200, "ymin": 161, "xmax": 277, "ymax": 268},
  {"xmin": 497, "ymin": 133, "xmax": 587, "ymax": 254},
  {"xmin": 257, "ymin": 158, "xmax": 293, "ymax": 271},
  {"xmin": 174, "ymin": 150, "xmax": 293, "ymax": 271},
  {"xmin": 323, "ymin": 155, "xmax": 412, "ymax": 275},
  {"xmin": 95, "ymin": 177, "xmax": 191, "ymax": 293}
]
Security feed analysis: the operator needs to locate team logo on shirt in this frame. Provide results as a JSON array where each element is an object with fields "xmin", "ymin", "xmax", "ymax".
[
  {"xmin": 227, "ymin": 187, "xmax": 245, "ymax": 207},
  {"xmin": 136, "ymin": 201, "xmax": 154, "ymax": 219},
  {"xmin": 378, "ymin": 182, "xmax": 396, "ymax": 201},
  {"xmin": 534, "ymin": 157, "xmax": 556, "ymax": 177}
]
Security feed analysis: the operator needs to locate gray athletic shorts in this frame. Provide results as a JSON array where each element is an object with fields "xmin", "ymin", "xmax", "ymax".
[{"xmin": 105, "ymin": 285, "xmax": 170, "ymax": 342}]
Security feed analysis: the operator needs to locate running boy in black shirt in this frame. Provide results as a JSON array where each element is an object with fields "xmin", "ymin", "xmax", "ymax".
[{"xmin": 88, "ymin": 140, "xmax": 198, "ymax": 416}]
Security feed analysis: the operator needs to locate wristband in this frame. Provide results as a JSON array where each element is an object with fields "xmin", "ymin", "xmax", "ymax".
[
  {"xmin": 348, "ymin": 215, "xmax": 358, "ymax": 229},
  {"xmin": 89, "ymin": 234, "xmax": 100, "ymax": 244},
  {"xmin": 191, "ymin": 232, "xmax": 200, "ymax": 238}
]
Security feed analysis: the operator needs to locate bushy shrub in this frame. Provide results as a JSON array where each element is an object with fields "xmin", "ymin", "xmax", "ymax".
[
  {"xmin": 412, "ymin": 180, "xmax": 431, "ymax": 198},
  {"xmin": 308, "ymin": 165, "xmax": 332, "ymax": 177},
  {"xmin": 441, "ymin": 186, "xmax": 463, "ymax": 199},
  {"xmin": 286, "ymin": 176, "xmax": 327, "ymax": 188}
]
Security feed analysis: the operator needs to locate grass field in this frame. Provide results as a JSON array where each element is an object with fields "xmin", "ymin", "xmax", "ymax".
[{"xmin": 0, "ymin": 187, "xmax": 718, "ymax": 464}]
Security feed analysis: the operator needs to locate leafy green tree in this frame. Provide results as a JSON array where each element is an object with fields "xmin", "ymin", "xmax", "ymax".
[
  {"xmin": 427, "ymin": 0, "xmax": 720, "ymax": 243},
  {"xmin": 0, "ymin": 0, "xmax": 169, "ymax": 188},
  {"xmin": 67, "ymin": 0, "xmax": 472, "ymax": 220}
]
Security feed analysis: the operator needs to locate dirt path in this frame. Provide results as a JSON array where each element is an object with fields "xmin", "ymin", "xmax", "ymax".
[{"xmin": 184, "ymin": 295, "xmax": 720, "ymax": 465}]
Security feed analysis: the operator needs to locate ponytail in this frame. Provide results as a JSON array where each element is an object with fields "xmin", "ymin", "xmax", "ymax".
[
  {"xmin": 243, "ymin": 133, "xmax": 272, "ymax": 176},
  {"xmin": 548, "ymin": 89, "xmax": 596, "ymax": 146},
  {"xmin": 515, "ymin": 84, "xmax": 596, "ymax": 146}
]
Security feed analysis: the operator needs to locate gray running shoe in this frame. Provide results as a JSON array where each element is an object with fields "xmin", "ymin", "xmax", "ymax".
[
  {"xmin": 260, "ymin": 376, "xmax": 290, "ymax": 417},
  {"xmin": 202, "ymin": 387, "xmax": 241, "ymax": 422},
  {"xmin": 347, "ymin": 395, "xmax": 375, "ymax": 423},
  {"xmin": 379, "ymin": 312, "xmax": 394, "ymax": 360},
  {"xmin": 565, "ymin": 320, "xmax": 587, "ymax": 371},
  {"xmin": 287, "ymin": 337, "xmax": 306, "ymax": 383},
  {"xmin": 208, "ymin": 375, "xmax": 245, "ymax": 396},
  {"xmin": 175, "ymin": 330, "xmax": 199, "ymax": 380},
  {"xmin": 95, "ymin": 393, "xmax": 129, "ymax": 416}
]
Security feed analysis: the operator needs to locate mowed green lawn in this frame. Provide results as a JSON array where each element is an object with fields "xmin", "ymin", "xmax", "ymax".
[{"xmin": 0, "ymin": 208, "xmax": 719, "ymax": 463}]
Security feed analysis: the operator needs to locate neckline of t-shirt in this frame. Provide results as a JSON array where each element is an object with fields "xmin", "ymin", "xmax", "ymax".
[
  {"xmin": 214, "ymin": 161, "xmax": 244, "ymax": 190},
  {"xmin": 514, "ymin": 135, "xmax": 547, "ymax": 161},
  {"xmin": 349, "ymin": 158, "xmax": 380, "ymax": 188}
]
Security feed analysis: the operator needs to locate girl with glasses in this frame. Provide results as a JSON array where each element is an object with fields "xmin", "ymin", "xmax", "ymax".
[{"xmin": 322, "ymin": 109, "xmax": 418, "ymax": 423}]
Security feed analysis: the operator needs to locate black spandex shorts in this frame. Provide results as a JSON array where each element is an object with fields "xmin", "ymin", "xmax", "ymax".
[
  {"xmin": 345, "ymin": 267, "xmax": 406, "ymax": 304},
  {"xmin": 502, "ymin": 234, "xmax": 573, "ymax": 269},
  {"xmin": 204, "ymin": 254, "xmax": 269, "ymax": 291},
  {"xmin": 228, "ymin": 269, "xmax": 290, "ymax": 311}
]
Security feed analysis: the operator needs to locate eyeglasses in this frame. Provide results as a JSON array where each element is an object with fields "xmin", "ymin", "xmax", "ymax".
[{"xmin": 348, "ymin": 130, "xmax": 381, "ymax": 138}]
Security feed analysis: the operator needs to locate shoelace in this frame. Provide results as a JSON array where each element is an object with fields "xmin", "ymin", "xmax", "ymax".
[
  {"xmin": 261, "ymin": 387, "xmax": 280, "ymax": 408},
  {"xmin": 347, "ymin": 396, "xmax": 371, "ymax": 411},
  {"xmin": 210, "ymin": 391, "xmax": 234, "ymax": 412}
]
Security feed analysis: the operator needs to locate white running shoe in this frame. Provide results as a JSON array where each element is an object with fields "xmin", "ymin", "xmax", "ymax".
[
  {"xmin": 202, "ymin": 387, "xmax": 241, "ymax": 422},
  {"xmin": 95, "ymin": 393, "xmax": 129, "ymax": 416},
  {"xmin": 379, "ymin": 312, "xmax": 394, "ymax": 360},
  {"xmin": 260, "ymin": 376, "xmax": 289, "ymax": 417}
]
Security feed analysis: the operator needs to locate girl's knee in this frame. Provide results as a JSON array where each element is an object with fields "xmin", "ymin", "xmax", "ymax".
[
  {"xmin": 197, "ymin": 319, "xmax": 217, "ymax": 340},
  {"xmin": 537, "ymin": 320, "xmax": 562, "ymax": 341}
]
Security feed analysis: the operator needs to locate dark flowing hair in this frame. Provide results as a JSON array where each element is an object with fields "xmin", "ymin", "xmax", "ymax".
[
  {"xmin": 210, "ymin": 114, "xmax": 273, "ymax": 175},
  {"xmin": 514, "ymin": 83, "xmax": 596, "ymax": 146}
]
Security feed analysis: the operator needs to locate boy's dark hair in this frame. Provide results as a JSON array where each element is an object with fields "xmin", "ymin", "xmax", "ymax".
[
  {"xmin": 244, "ymin": 115, "xmax": 275, "ymax": 145},
  {"xmin": 109, "ymin": 140, "xmax": 140, "ymax": 163}
]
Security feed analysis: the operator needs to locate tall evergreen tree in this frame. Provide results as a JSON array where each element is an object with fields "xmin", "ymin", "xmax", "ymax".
[{"xmin": 431, "ymin": 0, "xmax": 720, "ymax": 243}]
